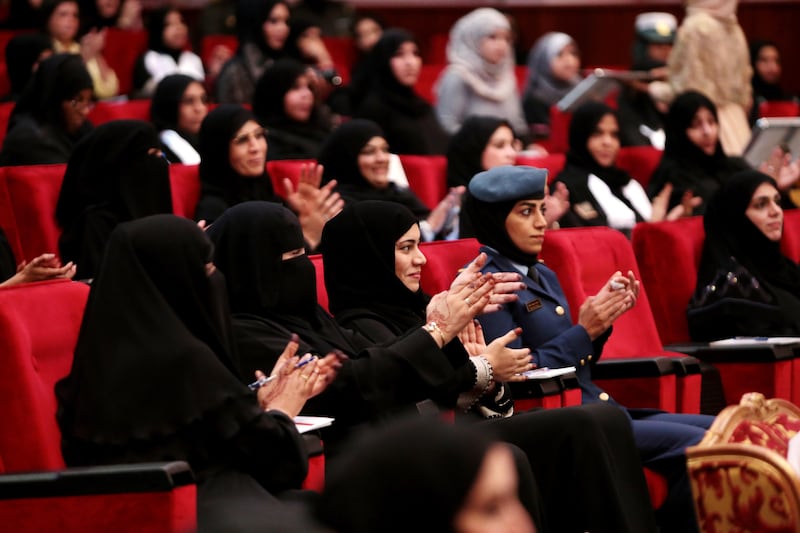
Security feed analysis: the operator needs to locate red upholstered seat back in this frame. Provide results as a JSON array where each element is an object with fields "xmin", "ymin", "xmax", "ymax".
[
  {"xmin": 515, "ymin": 153, "xmax": 566, "ymax": 183},
  {"xmin": 758, "ymin": 100, "xmax": 800, "ymax": 118},
  {"xmin": 266, "ymin": 159, "xmax": 316, "ymax": 200},
  {"xmin": 419, "ymin": 238, "xmax": 480, "ymax": 296},
  {"xmin": 0, "ymin": 164, "xmax": 67, "ymax": 262},
  {"xmin": 102, "ymin": 28, "xmax": 148, "ymax": 96},
  {"xmin": 616, "ymin": 145, "xmax": 663, "ymax": 189},
  {"xmin": 780, "ymin": 208, "xmax": 800, "ymax": 263},
  {"xmin": 0, "ymin": 279, "xmax": 90, "ymax": 472},
  {"xmin": 87, "ymin": 99, "xmax": 152, "ymax": 125},
  {"xmin": 309, "ymin": 253, "xmax": 328, "ymax": 312},
  {"xmin": 631, "ymin": 217, "xmax": 705, "ymax": 346},
  {"xmin": 540, "ymin": 226, "xmax": 665, "ymax": 357},
  {"xmin": 0, "ymin": 100, "xmax": 15, "ymax": 149},
  {"xmin": 398, "ymin": 154, "xmax": 448, "ymax": 210},
  {"xmin": 169, "ymin": 164, "xmax": 201, "ymax": 220},
  {"xmin": 414, "ymin": 64, "xmax": 445, "ymax": 105},
  {"xmin": 540, "ymin": 107, "xmax": 571, "ymax": 154}
]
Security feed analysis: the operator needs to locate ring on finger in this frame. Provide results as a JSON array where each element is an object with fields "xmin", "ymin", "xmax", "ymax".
[{"xmin": 465, "ymin": 296, "xmax": 472, "ymax": 306}]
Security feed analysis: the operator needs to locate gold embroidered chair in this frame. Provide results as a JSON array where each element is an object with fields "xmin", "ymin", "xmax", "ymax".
[{"xmin": 687, "ymin": 392, "xmax": 800, "ymax": 533}]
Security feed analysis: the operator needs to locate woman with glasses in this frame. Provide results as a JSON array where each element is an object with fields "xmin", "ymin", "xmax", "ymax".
[
  {"xmin": 150, "ymin": 74, "xmax": 208, "ymax": 164},
  {"xmin": 195, "ymin": 104, "xmax": 342, "ymax": 252},
  {"xmin": 0, "ymin": 53, "xmax": 94, "ymax": 166}
]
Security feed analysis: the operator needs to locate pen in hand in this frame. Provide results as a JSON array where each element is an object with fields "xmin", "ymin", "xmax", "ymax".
[{"xmin": 248, "ymin": 374, "xmax": 277, "ymax": 390}]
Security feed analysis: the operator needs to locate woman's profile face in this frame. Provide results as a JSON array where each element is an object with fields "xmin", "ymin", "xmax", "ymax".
[
  {"xmin": 262, "ymin": 2, "xmax": 290, "ymax": 51},
  {"xmin": 229, "ymin": 120, "xmax": 267, "ymax": 177},
  {"xmin": 390, "ymin": 41, "xmax": 422, "ymax": 88},
  {"xmin": 504, "ymin": 196, "xmax": 548, "ymax": 256},
  {"xmin": 284, "ymin": 72, "xmax": 314, "ymax": 122},
  {"xmin": 479, "ymin": 28, "xmax": 511, "ymax": 65},
  {"xmin": 61, "ymin": 88, "xmax": 93, "ymax": 133},
  {"xmin": 755, "ymin": 45, "xmax": 781, "ymax": 85},
  {"xmin": 357, "ymin": 136, "xmax": 391, "ymax": 189},
  {"xmin": 162, "ymin": 10, "xmax": 189, "ymax": 51},
  {"xmin": 48, "ymin": 1, "xmax": 80, "ymax": 43},
  {"xmin": 745, "ymin": 182, "xmax": 783, "ymax": 241},
  {"xmin": 177, "ymin": 81, "xmax": 208, "ymax": 135},
  {"xmin": 686, "ymin": 107, "xmax": 719, "ymax": 156},
  {"xmin": 586, "ymin": 113, "xmax": 620, "ymax": 168},
  {"xmin": 394, "ymin": 223, "xmax": 426, "ymax": 292},
  {"xmin": 452, "ymin": 444, "xmax": 536, "ymax": 533},
  {"xmin": 550, "ymin": 43, "xmax": 580, "ymax": 82},
  {"xmin": 481, "ymin": 125, "xmax": 517, "ymax": 170}
]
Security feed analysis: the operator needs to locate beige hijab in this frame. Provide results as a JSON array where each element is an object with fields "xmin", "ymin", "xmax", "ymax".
[{"xmin": 686, "ymin": 0, "xmax": 738, "ymax": 23}]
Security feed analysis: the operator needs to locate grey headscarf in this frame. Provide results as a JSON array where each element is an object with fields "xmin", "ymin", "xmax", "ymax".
[
  {"xmin": 443, "ymin": 7, "xmax": 517, "ymax": 102},
  {"xmin": 524, "ymin": 32, "xmax": 582, "ymax": 106}
]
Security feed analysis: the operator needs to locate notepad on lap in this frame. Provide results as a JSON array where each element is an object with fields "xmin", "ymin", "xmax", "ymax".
[
  {"xmin": 294, "ymin": 416, "xmax": 335, "ymax": 433},
  {"xmin": 523, "ymin": 367, "xmax": 577, "ymax": 379}
]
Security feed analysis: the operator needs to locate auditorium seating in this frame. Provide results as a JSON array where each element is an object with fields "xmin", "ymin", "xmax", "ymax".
[
  {"xmin": 515, "ymin": 152, "xmax": 566, "ymax": 182},
  {"xmin": 0, "ymin": 279, "xmax": 197, "ymax": 532},
  {"xmin": 88, "ymin": 99, "xmax": 151, "ymax": 125},
  {"xmin": 169, "ymin": 164, "xmax": 201, "ymax": 219},
  {"xmin": 616, "ymin": 145, "xmax": 662, "ymax": 188},
  {"xmin": 758, "ymin": 100, "xmax": 800, "ymax": 119},
  {"xmin": 632, "ymin": 217, "xmax": 799, "ymax": 406},
  {"xmin": 266, "ymin": 159, "xmax": 315, "ymax": 198},
  {"xmin": 397, "ymin": 154, "xmax": 448, "ymax": 209},
  {"xmin": 102, "ymin": 28, "xmax": 149, "ymax": 97},
  {"xmin": 414, "ymin": 64, "xmax": 444, "ymax": 105},
  {"xmin": 539, "ymin": 226, "xmax": 702, "ymax": 414}
]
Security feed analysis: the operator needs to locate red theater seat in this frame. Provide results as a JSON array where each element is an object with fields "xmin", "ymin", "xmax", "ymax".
[
  {"xmin": 398, "ymin": 154, "xmax": 448, "ymax": 210},
  {"xmin": 102, "ymin": 28, "xmax": 148, "ymax": 96},
  {"xmin": 540, "ymin": 226, "xmax": 702, "ymax": 414},
  {"xmin": 309, "ymin": 253, "xmax": 329, "ymax": 313},
  {"xmin": 0, "ymin": 100, "xmax": 15, "ymax": 148},
  {"xmin": 414, "ymin": 64, "xmax": 445, "ymax": 105},
  {"xmin": 758, "ymin": 100, "xmax": 800, "ymax": 118},
  {"xmin": 88, "ymin": 99, "xmax": 151, "ymax": 125},
  {"xmin": 266, "ymin": 159, "xmax": 316, "ymax": 199},
  {"xmin": 0, "ymin": 279, "xmax": 197, "ymax": 532},
  {"xmin": 0, "ymin": 164, "xmax": 66, "ymax": 262},
  {"xmin": 616, "ymin": 145, "xmax": 663, "ymax": 188},
  {"xmin": 169, "ymin": 164, "xmax": 201, "ymax": 220},
  {"xmin": 515, "ymin": 153, "xmax": 566, "ymax": 182}
]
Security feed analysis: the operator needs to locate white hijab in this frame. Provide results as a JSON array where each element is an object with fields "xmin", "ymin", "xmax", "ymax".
[
  {"xmin": 686, "ymin": 0, "xmax": 739, "ymax": 23},
  {"xmin": 445, "ymin": 7, "xmax": 517, "ymax": 102}
]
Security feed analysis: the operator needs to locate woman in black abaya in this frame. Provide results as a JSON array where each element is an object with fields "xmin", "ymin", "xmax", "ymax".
[
  {"xmin": 689, "ymin": 170, "xmax": 800, "ymax": 340},
  {"xmin": 150, "ymin": 74, "xmax": 207, "ymax": 164},
  {"xmin": 55, "ymin": 120, "xmax": 173, "ymax": 280},
  {"xmin": 55, "ymin": 215, "xmax": 326, "ymax": 530},
  {"xmin": 252, "ymin": 58, "xmax": 333, "ymax": 161}
]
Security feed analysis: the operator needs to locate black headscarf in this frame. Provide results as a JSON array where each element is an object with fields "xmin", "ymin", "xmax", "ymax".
[
  {"xmin": 446, "ymin": 115, "xmax": 512, "ymax": 188},
  {"xmin": 750, "ymin": 40, "xmax": 787, "ymax": 102},
  {"xmin": 78, "ymin": 0, "xmax": 119, "ymax": 34},
  {"xmin": 145, "ymin": 7, "xmax": 182, "ymax": 61},
  {"xmin": 4, "ymin": 33, "xmax": 52, "ymax": 100},
  {"xmin": 206, "ymin": 201, "xmax": 313, "ymax": 320},
  {"xmin": 317, "ymin": 118, "xmax": 430, "ymax": 218},
  {"xmin": 196, "ymin": 105, "xmax": 279, "ymax": 222},
  {"xmin": 358, "ymin": 28, "xmax": 429, "ymax": 117},
  {"xmin": 8, "ymin": 52, "xmax": 93, "ymax": 132},
  {"xmin": 699, "ymin": 170, "xmax": 800, "ymax": 300},
  {"xmin": 648, "ymin": 91, "xmax": 748, "ymax": 210},
  {"xmin": 56, "ymin": 120, "xmax": 173, "ymax": 279},
  {"xmin": 317, "ymin": 416, "xmax": 494, "ymax": 533},
  {"xmin": 252, "ymin": 58, "xmax": 331, "ymax": 157},
  {"xmin": 556, "ymin": 101, "xmax": 645, "ymax": 223},
  {"xmin": 55, "ymin": 215, "xmax": 251, "ymax": 447},
  {"xmin": 235, "ymin": 0, "xmax": 287, "ymax": 59},
  {"xmin": 150, "ymin": 74, "xmax": 200, "ymax": 143},
  {"xmin": 321, "ymin": 201, "xmax": 428, "ymax": 322}
]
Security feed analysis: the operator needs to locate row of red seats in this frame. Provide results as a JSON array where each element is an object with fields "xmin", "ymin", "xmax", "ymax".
[{"xmin": 0, "ymin": 151, "xmax": 664, "ymax": 268}]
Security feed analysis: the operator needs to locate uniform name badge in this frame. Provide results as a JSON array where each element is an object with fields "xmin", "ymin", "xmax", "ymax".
[{"xmin": 526, "ymin": 299, "xmax": 542, "ymax": 313}]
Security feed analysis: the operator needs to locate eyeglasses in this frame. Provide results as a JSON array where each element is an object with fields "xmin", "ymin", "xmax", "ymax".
[
  {"xmin": 69, "ymin": 96, "xmax": 96, "ymax": 111},
  {"xmin": 232, "ymin": 127, "xmax": 267, "ymax": 146}
]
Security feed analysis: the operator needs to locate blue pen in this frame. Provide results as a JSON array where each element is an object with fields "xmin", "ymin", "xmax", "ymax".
[
  {"xmin": 295, "ymin": 355, "xmax": 317, "ymax": 369},
  {"xmin": 248, "ymin": 374, "xmax": 277, "ymax": 391}
]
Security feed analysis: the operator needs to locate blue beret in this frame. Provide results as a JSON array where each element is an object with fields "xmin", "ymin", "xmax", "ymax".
[{"xmin": 468, "ymin": 165, "xmax": 548, "ymax": 202}]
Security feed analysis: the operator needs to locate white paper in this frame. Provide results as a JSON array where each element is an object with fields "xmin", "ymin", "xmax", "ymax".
[
  {"xmin": 294, "ymin": 416, "xmax": 335, "ymax": 434},
  {"xmin": 523, "ymin": 366, "xmax": 577, "ymax": 380},
  {"xmin": 708, "ymin": 337, "xmax": 800, "ymax": 347}
]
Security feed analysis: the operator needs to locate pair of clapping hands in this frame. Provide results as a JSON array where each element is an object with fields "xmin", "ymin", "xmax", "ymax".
[
  {"xmin": 252, "ymin": 333, "xmax": 347, "ymax": 418},
  {"xmin": 423, "ymin": 254, "xmax": 640, "ymax": 382}
]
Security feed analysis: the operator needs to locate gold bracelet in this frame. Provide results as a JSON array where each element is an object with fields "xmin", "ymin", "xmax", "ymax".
[{"xmin": 422, "ymin": 321, "xmax": 446, "ymax": 347}]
